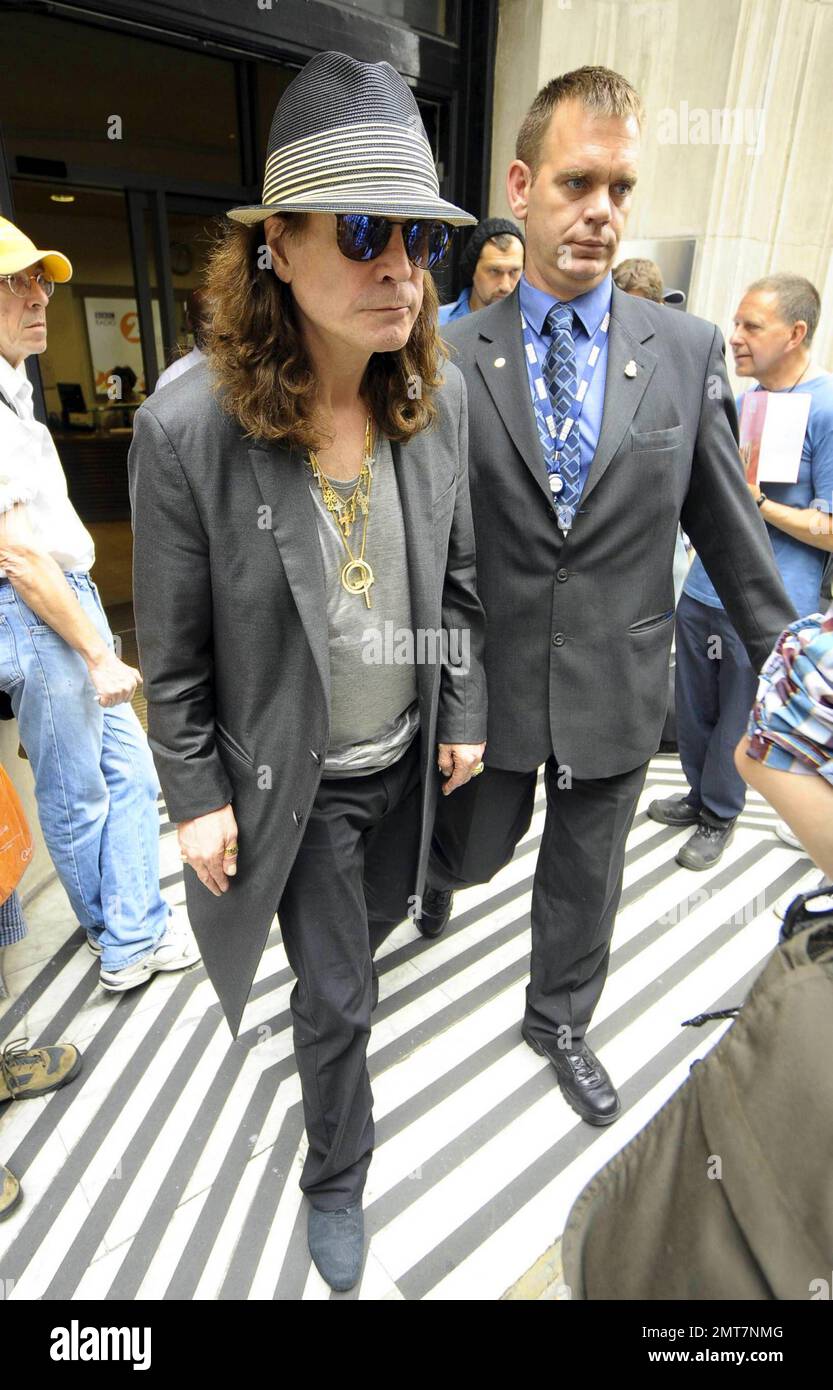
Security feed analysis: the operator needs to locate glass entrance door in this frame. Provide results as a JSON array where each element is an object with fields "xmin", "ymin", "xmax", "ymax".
[{"xmin": 155, "ymin": 195, "xmax": 228, "ymax": 378}]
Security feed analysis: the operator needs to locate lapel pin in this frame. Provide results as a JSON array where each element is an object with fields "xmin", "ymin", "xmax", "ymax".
[
  {"xmin": 494, "ymin": 356, "xmax": 506, "ymax": 368},
  {"xmin": 624, "ymin": 359, "xmax": 638, "ymax": 378}
]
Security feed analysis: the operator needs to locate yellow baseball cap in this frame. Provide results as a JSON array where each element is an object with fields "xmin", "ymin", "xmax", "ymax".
[{"xmin": 0, "ymin": 215, "xmax": 72, "ymax": 282}]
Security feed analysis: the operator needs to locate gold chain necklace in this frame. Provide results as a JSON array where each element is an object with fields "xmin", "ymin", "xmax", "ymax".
[{"xmin": 308, "ymin": 415, "xmax": 376, "ymax": 608}]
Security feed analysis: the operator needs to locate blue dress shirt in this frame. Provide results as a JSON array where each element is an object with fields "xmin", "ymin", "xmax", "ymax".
[{"xmin": 438, "ymin": 288, "xmax": 471, "ymax": 326}]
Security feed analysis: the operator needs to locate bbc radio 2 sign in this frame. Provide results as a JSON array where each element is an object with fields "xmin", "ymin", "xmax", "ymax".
[{"xmin": 83, "ymin": 296, "xmax": 164, "ymax": 397}]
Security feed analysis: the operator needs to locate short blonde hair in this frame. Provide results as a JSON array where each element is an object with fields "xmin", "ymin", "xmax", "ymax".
[{"xmin": 516, "ymin": 66, "xmax": 644, "ymax": 178}]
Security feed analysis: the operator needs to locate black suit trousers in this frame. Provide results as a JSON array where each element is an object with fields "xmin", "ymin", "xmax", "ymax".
[
  {"xmin": 277, "ymin": 737, "xmax": 421, "ymax": 1210},
  {"xmin": 429, "ymin": 757, "xmax": 649, "ymax": 1043}
]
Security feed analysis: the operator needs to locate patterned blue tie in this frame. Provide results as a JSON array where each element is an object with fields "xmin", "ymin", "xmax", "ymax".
[{"xmin": 542, "ymin": 303, "xmax": 582, "ymax": 530}]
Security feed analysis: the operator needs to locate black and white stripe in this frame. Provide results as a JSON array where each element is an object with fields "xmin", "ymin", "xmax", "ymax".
[
  {"xmin": 0, "ymin": 752, "xmax": 815, "ymax": 1299},
  {"xmin": 264, "ymin": 124, "xmax": 438, "ymax": 202}
]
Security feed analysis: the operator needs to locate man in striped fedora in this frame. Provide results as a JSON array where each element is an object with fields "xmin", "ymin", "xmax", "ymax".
[{"xmin": 128, "ymin": 51, "xmax": 487, "ymax": 1293}]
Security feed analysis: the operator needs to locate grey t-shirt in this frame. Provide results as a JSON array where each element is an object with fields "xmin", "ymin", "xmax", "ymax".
[{"xmin": 309, "ymin": 434, "xmax": 419, "ymax": 776}]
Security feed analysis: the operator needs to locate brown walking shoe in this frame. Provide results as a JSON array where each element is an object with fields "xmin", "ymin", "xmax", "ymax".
[
  {"xmin": 0, "ymin": 1164, "xmax": 21, "ymax": 1219},
  {"xmin": 0, "ymin": 1038, "xmax": 82, "ymax": 1102}
]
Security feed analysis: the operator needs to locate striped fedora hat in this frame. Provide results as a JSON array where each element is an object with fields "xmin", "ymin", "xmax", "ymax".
[{"xmin": 228, "ymin": 50, "xmax": 476, "ymax": 228}]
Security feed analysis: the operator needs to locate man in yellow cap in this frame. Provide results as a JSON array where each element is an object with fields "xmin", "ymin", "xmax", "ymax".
[{"xmin": 0, "ymin": 216, "xmax": 199, "ymax": 990}]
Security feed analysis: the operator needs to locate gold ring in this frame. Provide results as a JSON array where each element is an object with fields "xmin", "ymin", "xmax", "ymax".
[
  {"xmin": 224, "ymin": 844, "xmax": 239, "ymax": 857},
  {"xmin": 472, "ymin": 762, "xmax": 485, "ymax": 776}
]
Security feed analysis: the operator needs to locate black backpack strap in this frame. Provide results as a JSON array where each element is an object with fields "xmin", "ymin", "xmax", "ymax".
[{"xmin": 681, "ymin": 1005, "xmax": 741, "ymax": 1029}]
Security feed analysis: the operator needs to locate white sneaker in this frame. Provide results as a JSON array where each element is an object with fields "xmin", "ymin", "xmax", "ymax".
[
  {"xmin": 774, "ymin": 820, "xmax": 804, "ymax": 850},
  {"xmin": 99, "ymin": 916, "xmax": 201, "ymax": 993},
  {"xmin": 773, "ymin": 873, "xmax": 832, "ymax": 921}
]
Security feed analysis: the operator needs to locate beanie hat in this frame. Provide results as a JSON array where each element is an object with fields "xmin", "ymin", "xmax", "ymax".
[{"xmin": 458, "ymin": 218, "xmax": 524, "ymax": 288}]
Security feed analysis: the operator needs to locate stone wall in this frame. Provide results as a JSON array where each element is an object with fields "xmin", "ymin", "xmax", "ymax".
[{"xmin": 491, "ymin": 0, "xmax": 833, "ymax": 375}]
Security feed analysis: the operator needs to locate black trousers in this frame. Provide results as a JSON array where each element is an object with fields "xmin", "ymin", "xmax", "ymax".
[
  {"xmin": 277, "ymin": 737, "xmax": 421, "ymax": 1210},
  {"xmin": 675, "ymin": 593, "xmax": 759, "ymax": 822},
  {"xmin": 429, "ymin": 755, "xmax": 648, "ymax": 1047}
]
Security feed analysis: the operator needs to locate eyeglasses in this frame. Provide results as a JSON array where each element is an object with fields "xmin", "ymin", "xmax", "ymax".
[
  {"xmin": 335, "ymin": 215, "xmax": 453, "ymax": 270},
  {"xmin": 0, "ymin": 270, "xmax": 55, "ymax": 299}
]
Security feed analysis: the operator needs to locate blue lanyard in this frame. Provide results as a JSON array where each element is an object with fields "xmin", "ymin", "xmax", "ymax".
[{"xmin": 521, "ymin": 306, "xmax": 611, "ymax": 475}]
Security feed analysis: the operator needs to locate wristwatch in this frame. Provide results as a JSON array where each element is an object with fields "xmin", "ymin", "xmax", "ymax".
[{"xmin": 755, "ymin": 490, "xmax": 768, "ymax": 508}]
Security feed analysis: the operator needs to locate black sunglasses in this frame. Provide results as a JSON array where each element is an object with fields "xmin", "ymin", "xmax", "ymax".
[{"xmin": 335, "ymin": 214, "xmax": 453, "ymax": 270}]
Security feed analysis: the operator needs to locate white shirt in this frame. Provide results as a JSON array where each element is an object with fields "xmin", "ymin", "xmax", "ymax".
[
  {"xmin": 154, "ymin": 345, "xmax": 204, "ymax": 391},
  {"xmin": 0, "ymin": 354, "xmax": 95, "ymax": 576}
]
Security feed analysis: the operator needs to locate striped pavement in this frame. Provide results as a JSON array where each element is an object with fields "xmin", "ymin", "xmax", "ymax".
[{"xmin": 0, "ymin": 752, "xmax": 819, "ymax": 1300}]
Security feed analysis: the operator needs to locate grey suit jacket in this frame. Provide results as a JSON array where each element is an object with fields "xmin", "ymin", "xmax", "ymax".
[
  {"xmin": 443, "ymin": 284, "xmax": 796, "ymax": 778},
  {"xmin": 128, "ymin": 360, "xmax": 487, "ymax": 1034}
]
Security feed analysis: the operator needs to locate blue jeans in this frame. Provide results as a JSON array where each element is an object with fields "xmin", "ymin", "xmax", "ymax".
[
  {"xmin": 0, "ymin": 572, "xmax": 170, "ymax": 969},
  {"xmin": 675, "ymin": 593, "xmax": 759, "ymax": 822}
]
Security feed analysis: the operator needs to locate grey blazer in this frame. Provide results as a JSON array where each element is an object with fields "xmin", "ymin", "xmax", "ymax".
[
  {"xmin": 128, "ymin": 360, "xmax": 487, "ymax": 1034},
  {"xmin": 443, "ymin": 284, "xmax": 796, "ymax": 778}
]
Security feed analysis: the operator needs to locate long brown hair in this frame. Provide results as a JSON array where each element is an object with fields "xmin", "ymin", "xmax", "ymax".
[{"xmin": 204, "ymin": 218, "xmax": 447, "ymax": 448}]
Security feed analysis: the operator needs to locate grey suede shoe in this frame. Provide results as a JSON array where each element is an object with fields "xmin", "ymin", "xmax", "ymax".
[{"xmin": 308, "ymin": 1203, "xmax": 364, "ymax": 1291}]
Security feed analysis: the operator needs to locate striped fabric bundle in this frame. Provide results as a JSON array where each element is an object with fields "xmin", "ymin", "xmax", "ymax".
[{"xmin": 746, "ymin": 605, "xmax": 833, "ymax": 782}]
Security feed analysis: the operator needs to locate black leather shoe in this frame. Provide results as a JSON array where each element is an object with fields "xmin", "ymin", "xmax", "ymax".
[
  {"xmin": 417, "ymin": 886, "xmax": 454, "ymax": 939},
  {"xmin": 675, "ymin": 819, "xmax": 735, "ymax": 871},
  {"xmin": 308, "ymin": 1203, "xmax": 364, "ymax": 1292},
  {"xmin": 647, "ymin": 794, "xmax": 701, "ymax": 827},
  {"xmin": 522, "ymin": 1026, "xmax": 621, "ymax": 1126}
]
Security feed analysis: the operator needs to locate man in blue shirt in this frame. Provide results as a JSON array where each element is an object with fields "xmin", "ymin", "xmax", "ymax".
[
  {"xmin": 438, "ymin": 218, "xmax": 524, "ymax": 325},
  {"xmin": 649, "ymin": 273, "xmax": 833, "ymax": 868}
]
